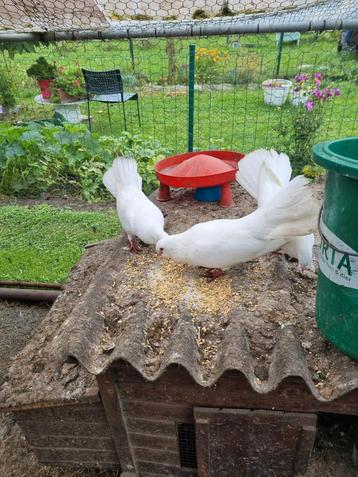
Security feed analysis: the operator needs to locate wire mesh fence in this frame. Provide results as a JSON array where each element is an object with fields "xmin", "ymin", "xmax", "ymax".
[
  {"xmin": 1, "ymin": 31, "xmax": 357, "ymax": 156},
  {"xmin": 0, "ymin": 0, "xmax": 357, "ymax": 35}
]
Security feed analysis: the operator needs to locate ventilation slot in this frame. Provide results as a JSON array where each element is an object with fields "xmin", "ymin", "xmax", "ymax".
[{"xmin": 177, "ymin": 423, "xmax": 197, "ymax": 469}]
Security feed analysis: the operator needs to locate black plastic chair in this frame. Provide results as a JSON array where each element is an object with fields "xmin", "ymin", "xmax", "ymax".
[{"xmin": 82, "ymin": 68, "xmax": 141, "ymax": 132}]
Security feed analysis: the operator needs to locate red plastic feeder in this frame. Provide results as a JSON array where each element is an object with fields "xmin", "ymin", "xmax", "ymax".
[{"xmin": 155, "ymin": 150, "xmax": 245, "ymax": 207}]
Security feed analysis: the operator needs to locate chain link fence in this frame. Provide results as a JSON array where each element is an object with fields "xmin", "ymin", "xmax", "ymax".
[{"xmin": 0, "ymin": 0, "xmax": 357, "ymax": 157}]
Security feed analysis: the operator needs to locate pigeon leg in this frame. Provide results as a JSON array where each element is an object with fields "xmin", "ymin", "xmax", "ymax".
[
  {"xmin": 127, "ymin": 234, "xmax": 143, "ymax": 253},
  {"xmin": 204, "ymin": 268, "xmax": 225, "ymax": 282}
]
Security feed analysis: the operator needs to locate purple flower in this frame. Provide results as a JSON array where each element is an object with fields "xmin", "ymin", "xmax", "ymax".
[
  {"xmin": 332, "ymin": 87, "xmax": 341, "ymax": 96},
  {"xmin": 322, "ymin": 87, "xmax": 334, "ymax": 99},
  {"xmin": 295, "ymin": 74, "xmax": 309, "ymax": 83},
  {"xmin": 305, "ymin": 100, "xmax": 314, "ymax": 111},
  {"xmin": 314, "ymin": 78, "xmax": 322, "ymax": 86},
  {"xmin": 314, "ymin": 73, "xmax": 323, "ymax": 81},
  {"xmin": 312, "ymin": 89, "xmax": 323, "ymax": 100}
]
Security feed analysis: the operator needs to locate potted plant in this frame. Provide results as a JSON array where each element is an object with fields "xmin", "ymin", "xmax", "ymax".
[
  {"xmin": 51, "ymin": 65, "xmax": 87, "ymax": 103},
  {"xmin": 48, "ymin": 65, "xmax": 87, "ymax": 123},
  {"xmin": 262, "ymin": 78, "xmax": 292, "ymax": 106},
  {"xmin": 291, "ymin": 73, "xmax": 321, "ymax": 106},
  {"xmin": 26, "ymin": 57, "xmax": 57, "ymax": 99}
]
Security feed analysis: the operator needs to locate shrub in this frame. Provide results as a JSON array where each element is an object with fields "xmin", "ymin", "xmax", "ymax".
[
  {"xmin": 0, "ymin": 66, "xmax": 16, "ymax": 110},
  {"xmin": 302, "ymin": 164, "xmax": 325, "ymax": 179},
  {"xmin": 277, "ymin": 73, "xmax": 341, "ymax": 174},
  {"xmin": 192, "ymin": 9, "xmax": 209, "ymax": 19},
  {"xmin": 130, "ymin": 14, "xmax": 152, "ymax": 20},
  {"xmin": 0, "ymin": 123, "xmax": 170, "ymax": 200},
  {"xmin": 219, "ymin": 2, "xmax": 235, "ymax": 16},
  {"xmin": 195, "ymin": 47, "xmax": 228, "ymax": 83}
]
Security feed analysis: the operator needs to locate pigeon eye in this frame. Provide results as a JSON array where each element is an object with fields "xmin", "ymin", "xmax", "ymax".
[{"xmin": 160, "ymin": 247, "xmax": 164, "ymax": 251}]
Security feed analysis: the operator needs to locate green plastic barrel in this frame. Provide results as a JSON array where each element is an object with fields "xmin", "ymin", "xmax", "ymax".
[{"xmin": 312, "ymin": 137, "xmax": 358, "ymax": 359}]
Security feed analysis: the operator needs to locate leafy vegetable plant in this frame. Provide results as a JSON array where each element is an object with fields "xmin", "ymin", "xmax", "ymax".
[{"xmin": 0, "ymin": 123, "xmax": 170, "ymax": 201}]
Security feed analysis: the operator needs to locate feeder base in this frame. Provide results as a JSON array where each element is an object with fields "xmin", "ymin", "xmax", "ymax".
[
  {"xmin": 220, "ymin": 183, "xmax": 235, "ymax": 208},
  {"xmin": 157, "ymin": 183, "xmax": 171, "ymax": 201}
]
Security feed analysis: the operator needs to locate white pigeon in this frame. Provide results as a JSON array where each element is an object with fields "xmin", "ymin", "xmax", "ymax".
[
  {"xmin": 236, "ymin": 148, "xmax": 315, "ymax": 270},
  {"xmin": 156, "ymin": 175, "xmax": 317, "ymax": 279},
  {"xmin": 103, "ymin": 156, "xmax": 167, "ymax": 251}
]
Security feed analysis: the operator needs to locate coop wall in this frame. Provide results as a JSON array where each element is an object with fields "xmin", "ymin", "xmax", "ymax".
[
  {"xmin": 108, "ymin": 362, "xmax": 358, "ymax": 476},
  {"xmin": 14, "ymin": 401, "xmax": 120, "ymax": 469}
]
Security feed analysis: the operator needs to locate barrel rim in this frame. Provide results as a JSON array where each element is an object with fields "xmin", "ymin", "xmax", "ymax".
[{"xmin": 312, "ymin": 136, "xmax": 358, "ymax": 179}]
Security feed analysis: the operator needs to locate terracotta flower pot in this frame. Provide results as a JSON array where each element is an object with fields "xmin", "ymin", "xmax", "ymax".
[
  {"xmin": 38, "ymin": 79, "xmax": 54, "ymax": 100},
  {"xmin": 58, "ymin": 89, "xmax": 81, "ymax": 103}
]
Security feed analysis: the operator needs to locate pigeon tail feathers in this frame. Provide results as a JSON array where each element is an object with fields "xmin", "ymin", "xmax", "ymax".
[
  {"xmin": 236, "ymin": 149, "xmax": 292, "ymax": 206},
  {"xmin": 103, "ymin": 156, "xmax": 142, "ymax": 198},
  {"xmin": 262, "ymin": 175, "xmax": 317, "ymax": 239}
]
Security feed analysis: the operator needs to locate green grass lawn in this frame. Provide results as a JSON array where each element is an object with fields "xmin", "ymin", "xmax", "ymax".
[
  {"xmin": 0, "ymin": 205, "xmax": 120, "ymax": 283},
  {"xmin": 4, "ymin": 31, "xmax": 357, "ymax": 153}
]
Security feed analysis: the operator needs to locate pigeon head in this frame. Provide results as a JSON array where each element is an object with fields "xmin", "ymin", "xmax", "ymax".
[
  {"xmin": 156, "ymin": 235, "xmax": 174, "ymax": 257},
  {"xmin": 156, "ymin": 234, "xmax": 188, "ymax": 264}
]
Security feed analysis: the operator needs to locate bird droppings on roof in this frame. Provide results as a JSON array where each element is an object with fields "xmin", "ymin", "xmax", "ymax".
[{"xmin": 2, "ymin": 179, "xmax": 358, "ymax": 410}]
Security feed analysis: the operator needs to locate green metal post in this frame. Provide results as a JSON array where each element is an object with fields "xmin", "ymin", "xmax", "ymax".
[
  {"xmin": 129, "ymin": 38, "xmax": 135, "ymax": 73},
  {"xmin": 275, "ymin": 32, "xmax": 284, "ymax": 77},
  {"xmin": 188, "ymin": 44, "xmax": 195, "ymax": 152}
]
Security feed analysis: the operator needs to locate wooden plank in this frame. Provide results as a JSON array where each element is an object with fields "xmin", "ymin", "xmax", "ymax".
[
  {"xmin": 136, "ymin": 461, "xmax": 197, "ymax": 476},
  {"xmin": 32, "ymin": 447, "xmax": 119, "ymax": 465},
  {"xmin": 26, "ymin": 434, "xmax": 116, "ymax": 451},
  {"xmin": 294, "ymin": 423, "xmax": 317, "ymax": 474},
  {"xmin": 97, "ymin": 370, "xmax": 133, "ymax": 474},
  {"xmin": 130, "ymin": 433, "xmax": 178, "ymax": 451},
  {"xmin": 122, "ymin": 400, "xmax": 193, "ymax": 422},
  {"xmin": 194, "ymin": 407, "xmax": 316, "ymax": 477},
  {"xmin": 16, "ymin": 402, "xmax": 106, "ymax": 423},
  {"xmin": 126, "ymin": 418, "xmax": 177, "ymax": 437},
  {"xmin": 7, "ymin": 390, "xmax": 100, "ymax": 413},
  {"xmin": 195, "ymin": 417, "xmax": 209, "ymax": 477},
  {"xmin": 113, "ymin": 365, "xmax": 358, "ymax": 416},
  {"xmin": 18, "ymin": 420, "xmax": 111, "ymax": 437},
  {"xmin": 40, "ymin": 459, "xmax": 119, "ymax": 469},
  {"xmin": 133, "ymin": 447, "xmax": 179, "ymax": 466}
]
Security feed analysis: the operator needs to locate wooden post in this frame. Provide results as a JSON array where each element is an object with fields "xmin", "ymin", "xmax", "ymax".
[{"xmin": 97, "ymin": 370, "xmax": 135, "ymax": 474}]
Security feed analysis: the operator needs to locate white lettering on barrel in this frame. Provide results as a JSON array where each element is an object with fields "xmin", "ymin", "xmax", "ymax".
[{"xmin": 319, "ymin": 221, "xmax": 358, "ymax": 290}]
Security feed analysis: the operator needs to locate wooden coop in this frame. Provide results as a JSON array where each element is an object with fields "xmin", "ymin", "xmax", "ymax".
[{"xmin": 2, "ymin": 184, "xmax": 358, "ymax": 476}]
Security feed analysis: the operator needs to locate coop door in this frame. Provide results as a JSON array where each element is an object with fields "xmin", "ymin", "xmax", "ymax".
[{"xmin": 194, "ymin": 408, "xmax": 316, "ymax": 477}]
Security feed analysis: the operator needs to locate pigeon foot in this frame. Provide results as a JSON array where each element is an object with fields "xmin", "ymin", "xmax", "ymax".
[
  {"xmin": 128, "ymin": 238, "xmax": 143, "ymax": 253},
  {"xmin": 204, "ymin": 268, "xmax": 225, "ymax": 282}
]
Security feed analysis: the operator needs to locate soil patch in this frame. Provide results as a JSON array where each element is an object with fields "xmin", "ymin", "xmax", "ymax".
[{"xmin": 0, "ymin": 301, "xmax": 49, "ymax": 386}]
